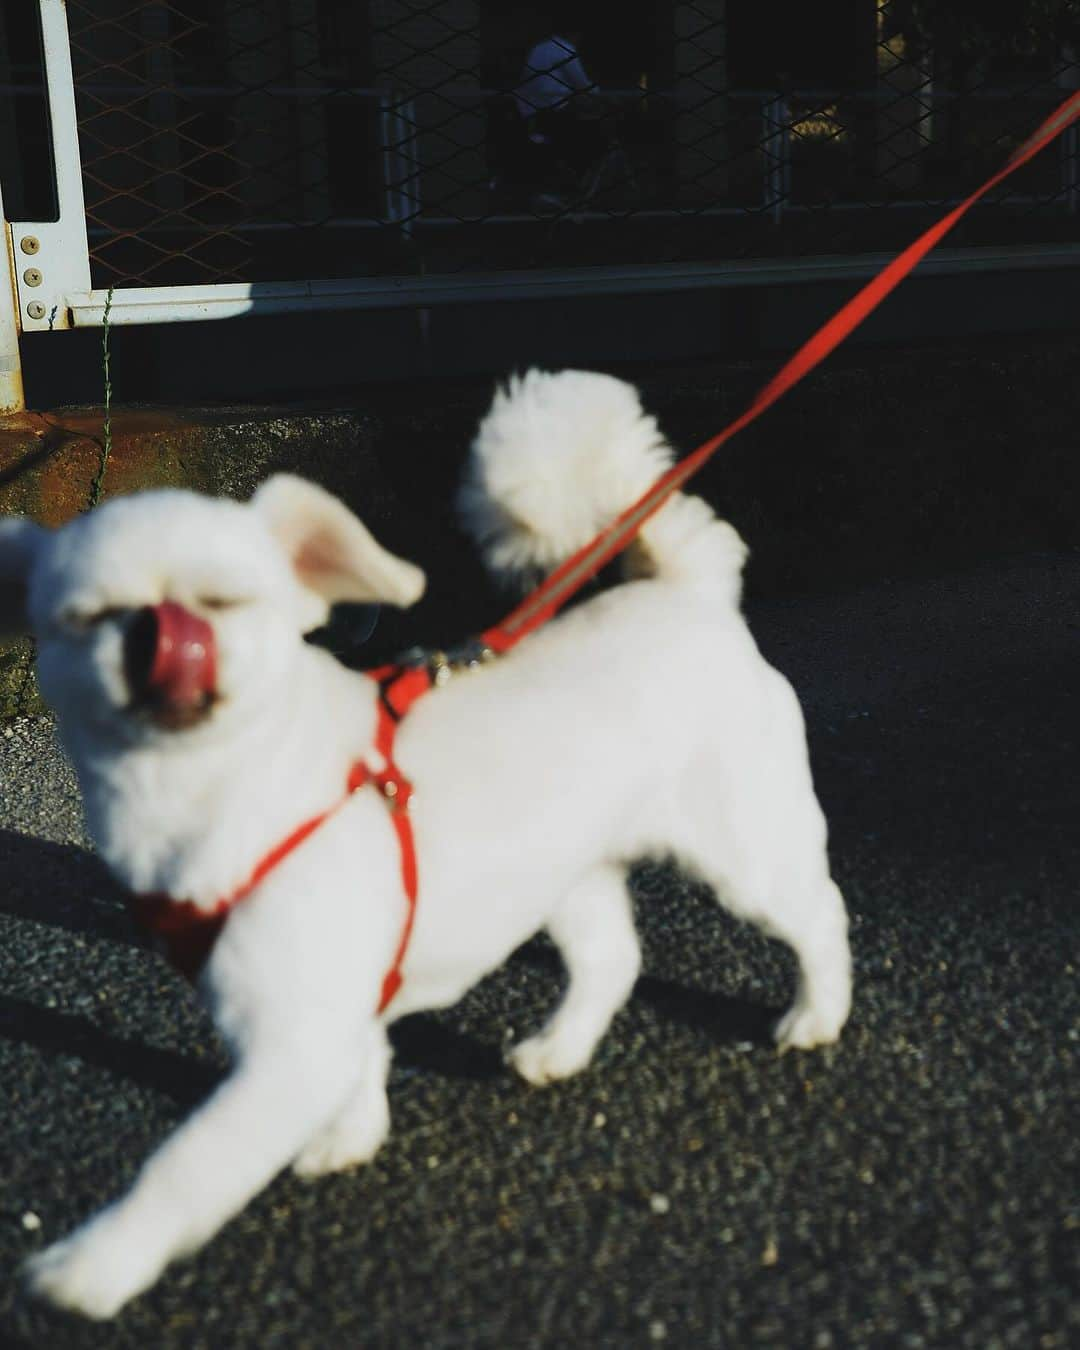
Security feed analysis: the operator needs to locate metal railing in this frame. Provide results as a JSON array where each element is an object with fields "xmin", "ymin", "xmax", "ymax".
[{"xmin": 1, "ymin": 0, "xmax": 1078, "ymax": 403}]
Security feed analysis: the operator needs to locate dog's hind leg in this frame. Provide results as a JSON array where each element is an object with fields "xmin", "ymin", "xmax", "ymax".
[
  {"xmin": 293, "ymin": 1021, "xmax": 392, "ymax": 1176},
  {"xmin": 672, "ymin": 745, "xmax": 851, "ymax": 1052},
  {"xmin": 510, "ymin": 864, "xmax": 642, "ymax": 1086},
  {"xmin": 692, "ymin": 845, "xmax": 851, "ymax": 1052}
]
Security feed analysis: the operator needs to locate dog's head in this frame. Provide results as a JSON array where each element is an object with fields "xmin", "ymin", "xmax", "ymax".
[{"xmin": 0, "ymin": 475, "xmax": 424, "ymax": 742}]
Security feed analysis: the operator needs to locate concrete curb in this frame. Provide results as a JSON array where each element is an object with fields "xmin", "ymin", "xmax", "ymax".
[{"xmin": 3, "ymin": 333, "xmax": 1080, "ymax": 719}]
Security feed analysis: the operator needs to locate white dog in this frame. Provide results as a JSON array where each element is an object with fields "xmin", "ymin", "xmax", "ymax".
[{"xmin": 1, "ymin": 369, "xmax": 850, "ymax": 1317}]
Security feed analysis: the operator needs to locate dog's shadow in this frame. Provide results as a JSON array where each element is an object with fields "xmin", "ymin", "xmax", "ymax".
[
  {"xmin": 511, "ymin": 939, "xmax": 781, "ymax": 1049},
  {"xmin": 0, "ymin": 994, "xmax": 222, "ymax": 1108},
  {"xmin": 0, "ymin": 830, "xmax": 778, "ymax": 1103},
  {"xmin": 0, "ymin": 827, "xmax": 136, "ymax": 942},
  {"xmin": 390, "ymin": 938, "xmax": 779, "ymax": 1084},
  {"xmin": 0, "ymin": 828, "xmax": 223, "ymax": 1108},
  {"xmin": 633, "ymin": 971, "xmax": 780, "ymax": 1046}
]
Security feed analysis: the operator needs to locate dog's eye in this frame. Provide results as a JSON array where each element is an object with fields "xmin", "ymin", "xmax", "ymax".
[{"xmin": 198, "ymin": 596, "xmax": 247, "ymax": 611}]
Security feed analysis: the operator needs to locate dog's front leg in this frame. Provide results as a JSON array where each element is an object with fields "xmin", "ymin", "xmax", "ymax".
[
  {"xmin": 23, "ymin": 1037, "xmax": 360, "ymax": 1319},
  {"xmin": 293, "ymin": 1021, "xmax": 391, "ymax": 1177}
]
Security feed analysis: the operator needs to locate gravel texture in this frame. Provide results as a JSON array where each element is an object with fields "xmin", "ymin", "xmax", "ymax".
[{"xmin": 1, "ymin": 550, "xmax": 1078, "ymax": 1349}]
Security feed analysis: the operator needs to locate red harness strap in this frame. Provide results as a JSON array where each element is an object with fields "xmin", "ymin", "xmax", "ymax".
[
  {"xmin": 131, "ymin": 663, "xmax": 429, "ymax": 1014},
  {"xmin": 367, "ymin": 662, "xmax": 429, "ymax": 1010}
]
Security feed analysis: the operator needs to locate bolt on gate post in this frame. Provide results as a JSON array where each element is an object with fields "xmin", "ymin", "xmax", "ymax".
[{"xmin": 5, "ymin": 0, "xmax": 92, "ymax": 350}]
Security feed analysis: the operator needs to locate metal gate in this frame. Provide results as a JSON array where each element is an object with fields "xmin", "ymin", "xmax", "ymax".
[{"xmin": 3, "ymin": 1, "xmax": 1080, "ymax": 411}]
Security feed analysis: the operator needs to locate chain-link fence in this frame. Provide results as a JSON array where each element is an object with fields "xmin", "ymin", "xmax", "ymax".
[{"xmin": 4, "ymin": 1, "xmax": 1079, "ymax": 291}]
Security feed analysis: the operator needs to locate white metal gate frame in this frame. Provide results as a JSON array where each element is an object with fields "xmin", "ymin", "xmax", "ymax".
[
  {"xmin": 4, "ymin": 0, "xmax": 1080, "ymax": 416},
  {"xmin": 0, "ymin": 176, "xmax": 23, "ymax": 413}
]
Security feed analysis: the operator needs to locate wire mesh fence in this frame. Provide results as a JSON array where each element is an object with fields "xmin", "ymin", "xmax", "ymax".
[{"xmin": 4, "ymin": 1, "xmax": 1079, "ymax": 291}]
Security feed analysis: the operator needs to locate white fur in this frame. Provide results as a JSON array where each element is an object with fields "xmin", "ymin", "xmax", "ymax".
[{"xmin": 4, "ymin": 369, "xmax": 851, "ymax": 1317}]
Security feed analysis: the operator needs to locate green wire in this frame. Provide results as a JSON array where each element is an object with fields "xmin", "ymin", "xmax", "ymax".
[{"xmin": 88, "ymin": 284, "xmax": 114, "ymax": 510}]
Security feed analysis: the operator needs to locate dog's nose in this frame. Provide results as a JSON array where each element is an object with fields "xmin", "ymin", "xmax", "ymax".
[{"xmin": 124, "ymin": 602, "xmax": 217, "ymax": 725}]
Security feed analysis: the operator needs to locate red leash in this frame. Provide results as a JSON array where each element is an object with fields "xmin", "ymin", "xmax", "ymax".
[
  {"xmin": 132, "ymin": 88, "xmax": 1080, "ymax": 1009},
  {"xmin": 483, "ymin": 88, "xmax": 1080, "ymax": 651}
]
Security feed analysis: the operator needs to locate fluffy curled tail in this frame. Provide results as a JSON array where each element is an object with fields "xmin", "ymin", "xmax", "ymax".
[{"xmin": 458, "ymin": 368, "xmax": 747, "ymax": 599}]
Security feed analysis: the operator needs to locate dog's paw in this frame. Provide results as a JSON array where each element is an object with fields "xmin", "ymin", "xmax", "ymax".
[
  {"xmin": 773, "ymin": 1000, "xmax": 847, "ymax": 1053},
  {"xmin": 509, "ymin": 1030, "xmax": 592, "ymax": 1086},
  {"xmin": 293, "ymin": 1127, "xmax": 383, "ymax": 1178},
  {"xmin": 293, "ymin": 1100, "xmax": 389, "ymax": 1178},
  {"xmin": 22, "ymin": 1209, "xmax": 163, "ymax": 1320}
]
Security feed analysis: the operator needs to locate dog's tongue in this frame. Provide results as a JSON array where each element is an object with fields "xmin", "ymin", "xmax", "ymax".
[{"xmin": 135, "ymin": 601, "xmax": 217, "ymax": 709}]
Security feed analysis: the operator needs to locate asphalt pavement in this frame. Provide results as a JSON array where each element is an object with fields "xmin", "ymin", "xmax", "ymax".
[{"xmin": 1, "ymin": 548, "xmax": 1078, "ymax": 1349}]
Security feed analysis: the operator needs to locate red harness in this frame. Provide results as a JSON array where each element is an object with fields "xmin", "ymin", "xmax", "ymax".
[
  {"xmin": 132, "ymin": 661, "xmax": 429, "ymax": 1014},
  {"xmin": 129, "ymin": 88, "xmax": 1080, "ymax": 1012}
]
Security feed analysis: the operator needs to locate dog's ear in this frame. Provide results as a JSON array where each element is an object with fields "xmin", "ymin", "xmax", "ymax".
[
  {"xmin": 0, "ymin": 517, "xmax": 46, "ymax": 635},
  {"xmin": 251, "ymin": 474, "xmax": 426, "ymax": 610}
]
